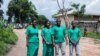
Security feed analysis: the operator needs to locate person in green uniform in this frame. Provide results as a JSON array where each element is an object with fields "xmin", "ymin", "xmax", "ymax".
[
  {"xmin": 41, "ymin": 21, "xmax": 54, "ymax": 56},
  {"xmin": 68, "ymin": 21, "xmax": 81, "ymax": 56},
  {"xmin": 52, "ymin": 19, "xmax": 67, "ymax": 56},
  {"xmin": 25, "ymin": 19, "xmax": 39, "ymax": 56}
]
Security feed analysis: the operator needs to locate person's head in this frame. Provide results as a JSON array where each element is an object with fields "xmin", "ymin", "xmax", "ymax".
[
  {"xmin": 56, "ymin": 18, "xmax": 61, "ymax": 26},
  {"xmin": 71, "ymin": 21, "xmax": 78, "ymax": 28},
  {"xmin": 44, "ymin": 20, "xmax": 50, "ymax": 28},
  {"xmin": 32, "ymin": 19, "xmax": 37, "ymax": 26}
]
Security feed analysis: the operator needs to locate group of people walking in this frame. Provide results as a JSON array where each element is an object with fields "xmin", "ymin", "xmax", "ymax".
[{"xmin": 25, "ymin": 19, "xmax": 81, "ymax": 56}]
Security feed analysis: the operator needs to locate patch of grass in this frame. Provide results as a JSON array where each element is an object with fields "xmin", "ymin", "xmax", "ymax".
[
  {"xmin": 87, "ymin": 32, "xmax": 100, "ymax": 39},
  {"xmin": 94, "ymin": 39, "xmax": 100, "ymax": 44},
  {"xmin": 87, "ymin": 32, "xmax": 100, "ymax": 44}
]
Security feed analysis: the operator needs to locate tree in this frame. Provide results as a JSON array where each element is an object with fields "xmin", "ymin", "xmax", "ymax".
[
  {"xmin": 52, "ymin": 0, "xmax": 70, "ymax": 28},
  {"xmin": 71, "ymin": 3, "xmax": 86, "ymax": 18},
  {"xmin": 37, "ymin": 15, "xmax": 48, "ymax": 25},
  {"xmin": 0, "ymin": 0, "xmax": 3, "ymax": 18},
  {"xmin": 0, "ymin": 0, "xmax": 3, "ymax": 7},
  {"xmin": 0, "ymin": 0, "xmax": 3, "ymax": 3},
  {"xmin": 0, "ymin": 10, "xmax": 4, "ymax": 18},
  {"xmin": 7, "ymin": 0, "xmax": 38, "ymax": 23}
]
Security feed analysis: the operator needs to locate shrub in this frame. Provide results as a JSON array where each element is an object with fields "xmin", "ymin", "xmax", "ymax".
[
  {"xmin": 0, "ymin": 41, "xmax": 8, "ymax": 56},
  {"xmin": 0, "ymin": 19, "xmax": 18, "ymax": 55},
  {"xmin": 1, "ymin": 30, "xmax": 18, "ymax": 44}
]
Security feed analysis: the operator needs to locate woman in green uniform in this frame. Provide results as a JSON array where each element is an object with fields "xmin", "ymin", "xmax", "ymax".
[
  {"xmin": 25, "ymin": 19, "xmax": 39, "ymax": 56},
  {"xmin": 41, "ymin": 21, "xmax": 54, "ymax": 56}
]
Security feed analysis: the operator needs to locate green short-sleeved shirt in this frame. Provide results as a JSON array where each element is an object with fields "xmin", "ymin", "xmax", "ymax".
[
  {"xmin": 25, "ymin": 25, "xmax": 39, "ymax": 43},
  {"xmin": 41, "ymin": 27, "xmax": 53, "ymax": 43},
  {"xmin": 68, "ymin": 27, "xmax": 81, "ymax": 45},
  {"xmin": 52, "ymin": 25, "xmax": 66, "ymax": 43}
]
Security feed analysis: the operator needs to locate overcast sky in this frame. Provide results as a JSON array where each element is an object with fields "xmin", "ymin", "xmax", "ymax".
[{"xmin": 1, "ymin": 0, "xmax": 100, "ymax": 21}]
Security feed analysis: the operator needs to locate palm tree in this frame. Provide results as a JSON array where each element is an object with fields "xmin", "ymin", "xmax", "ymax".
[{"xmin": 71, "ymin": 3, "xmax": 86, "ymax": 19}]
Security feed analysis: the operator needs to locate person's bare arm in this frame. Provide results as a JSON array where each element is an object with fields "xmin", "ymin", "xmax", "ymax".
[
  {"xmin": 52, "ymin": 35, "xmax": 55, "ymax": 47},
  {"xmin": 26, "ymin": 37, "xmax": 28, "ymax": 46},
  {"xmin": 41, "ymin": 35, "xmax": 49, "ymax": 44},
  {"xmin": 65, "ymin": 35, "xmax": 68, "ymax": 45}
]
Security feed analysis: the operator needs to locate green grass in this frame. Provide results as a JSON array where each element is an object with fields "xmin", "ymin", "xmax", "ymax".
[
  {"xmin": 87, "ymin": 32, "xmax": 100, "ymax": 44},
  {"xmin": 87, "ymin": 32, "xmax": 100, "ymax": 39}
]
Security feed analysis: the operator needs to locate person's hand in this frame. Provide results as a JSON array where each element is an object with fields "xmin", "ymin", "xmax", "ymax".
[
  {"xmin": 66, "ymin": 41, "xmax": 68, "ymax": 45},
  {"xmin": 72, "ymin": 43, "xmax": 77, "ymax": 47},
  {"xmin": 46, "ymin": 42, "xmax": 50, "ymax": 45},
  {"xmin": 52, "ymin": 43, "xmax": 56, "ymax": 47},
  {"xmin": 76, "ymin": 40, "xmax": 79, "ymax": 45}
]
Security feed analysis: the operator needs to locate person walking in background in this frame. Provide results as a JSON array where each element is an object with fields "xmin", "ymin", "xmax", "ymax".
[
  {"xmin": 68, "ymin": 21, "xmax": 81, "ymax": 56},
  {"xmin": 41, "ymin": 20, "xmax": 54, "ymax": 56},
  {"xmin": 52, "ymin": 19, "xmax": 67, "ymax": 56},
  {"xmin": 84, "ymin": 26, "xmax": 87, "ymax": 37},
  {"xmin": 25, "ymin": 19, "xmax": 39, "ymax": 56}
]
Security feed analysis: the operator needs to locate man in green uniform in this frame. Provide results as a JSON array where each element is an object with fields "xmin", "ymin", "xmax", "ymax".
[
  {"xmin": 52, "ymin": 19, "xmax": 67, "ymax": 56},
  {"xmin": 68, "ymin": 21, "xmax": 81, "ymax": 56},
  {"xmin": 41, "ymin": 21, "xmax": 54, "ymax": 56},
  {"xmin": 25, "ymin": 19, "xmax": 39, "ymax": 56}
]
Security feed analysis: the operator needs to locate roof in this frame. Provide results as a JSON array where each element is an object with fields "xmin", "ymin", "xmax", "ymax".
[
  {"xmin": 55, "ymin": 10, "xmax": 100, "ymax": 17},
  {"xmin": 55, "ymin": 10, "xmax": 74, "ymax": 17}
]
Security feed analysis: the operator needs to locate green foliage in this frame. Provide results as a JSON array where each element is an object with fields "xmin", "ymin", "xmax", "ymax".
[
  {"xmin": 87, "ymin": 32, "xmax": 100, "ymax": 44},
  {"xmin": 71, "ymin": 3, "xmax": 86, "ymax": 17},
  {"xmin": 0, "ymin": 19, "xmax": 18, "ymax": 55},
  {"xmin": 0, "ymin": 0, "xmax": 3, "ymax": 18},
  {"xmin": 37, "ymin": 15, "xmax": 48, "ymax": 25},
  {"xmin": 0, "ymin": 10, "xmax": 4, "ymax": 18},
  {"xmin": 7, "ymin": 0, "xmax": 38, "ymax": 23},
  {"xmin": 0, "ymin": 41, "xmax": 8, "ymax": 55},
  {"xmin": 1, "ymin": 29, "xmax": 18, "ymax": 44}
]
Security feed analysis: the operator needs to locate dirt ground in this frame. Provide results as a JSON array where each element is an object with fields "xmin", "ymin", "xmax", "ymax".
[{"xmin": 6, "ymin": 29, "xmax": 100, "ymax": 56}]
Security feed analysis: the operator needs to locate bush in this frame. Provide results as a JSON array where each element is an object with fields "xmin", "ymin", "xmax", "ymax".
[
  {"xmin": 1, "ymin": 30, "xmax": 18, "ymax": 44},
  {"xmin": 0, "ymin": 19, "xmax": 18, "ymax": 55},
  {"xmin": 0, "ymin": 41, "xmax": 8, "ymax": 56}
]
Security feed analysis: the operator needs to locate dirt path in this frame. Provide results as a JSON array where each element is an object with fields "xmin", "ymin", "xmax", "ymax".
[
  {"xmin": 6, "ymin": 29, "xmax": 27, "ymax": 56},
  {"xmin": 6, "ymin": 29, "xmax": 100, "ymax": 56}
]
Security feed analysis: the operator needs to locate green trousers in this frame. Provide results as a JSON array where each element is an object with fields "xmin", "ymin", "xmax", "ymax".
[
  {"xmin": 27, "ymin": 42, "xmax": 39, "ymax": 56},
  {"xmin": 43, "ymin": 43, "xmax": 54, "ymax": 56}
]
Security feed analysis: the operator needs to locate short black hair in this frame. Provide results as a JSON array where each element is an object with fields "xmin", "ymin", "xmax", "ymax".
[
  {"xmin": 32, "ymin": 19, "xmax": 37, "ymax": 23},
  {"xmin": 44, "ymin": 20, "xmax": 50, "ymax": 27},
  {"xmin": 56, "ymin": 18, "xmax": 61, "ymax": 22}
]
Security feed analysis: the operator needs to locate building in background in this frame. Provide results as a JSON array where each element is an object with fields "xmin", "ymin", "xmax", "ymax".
[{"xmin": 55, "ymin": 11, "xmax": 100, "ymax": 32}]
